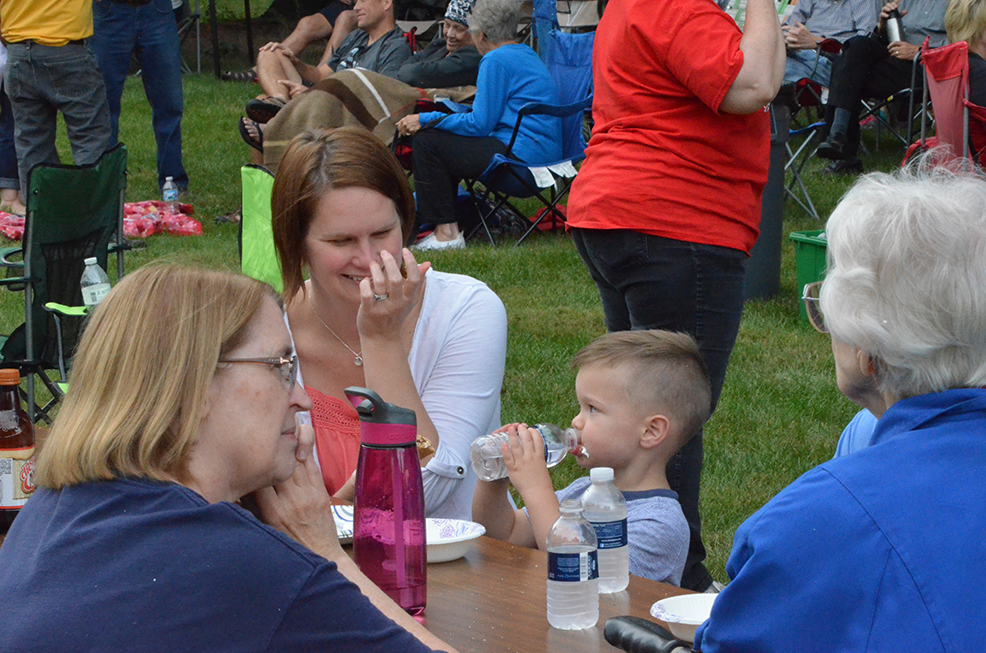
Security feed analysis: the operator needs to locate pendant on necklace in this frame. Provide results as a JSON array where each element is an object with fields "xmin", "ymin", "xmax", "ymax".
[{"xmin": 354, "ymin": 355, "xmax": 363, "ymax": 367}]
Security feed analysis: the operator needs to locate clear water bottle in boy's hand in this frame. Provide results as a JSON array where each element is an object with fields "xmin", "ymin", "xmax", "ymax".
[
  {"xmin": 547, "ymin": 499, "xmax": 599, "ymax": 630},
  {"xmin": 469, "ymin": 423, "xmax": 582, "ymax": 482},
  {"xmin": 581, "ymin": 467, "xmax": 629, "ymax": 593},
  {"xmin": 162, "ymin": 176, "xmax": 179, "ymax": 214},
  {"xmin": 80, "ymin": 257, "xmax": 110, "ymax": 308}
]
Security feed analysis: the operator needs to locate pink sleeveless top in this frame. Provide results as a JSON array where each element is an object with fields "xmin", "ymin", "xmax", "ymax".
[{"xmin": 306, "ymin": 386, "xmax": 361, "ymax": 495}]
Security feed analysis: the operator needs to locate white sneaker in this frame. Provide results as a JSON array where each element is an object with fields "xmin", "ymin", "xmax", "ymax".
[{"xmin": 412, "ymin": 232, "xmax": 466, "ymax": 251}]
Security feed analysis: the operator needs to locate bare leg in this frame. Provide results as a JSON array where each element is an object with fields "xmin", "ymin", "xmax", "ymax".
[
  {"xmin": 320, "ymin": 10, "xmax": 358, "ymax": 65},
  {"xmin": 434, "ymin": 223, "xmax": 460, "ymax": 241},
  {"xmin": 0, "ymin": 188, "xmax": 26, "ymax": 215},
  {"xmin": 255, "ymin": 49, "xmax": 304, "ymax": 100},
  {"xmin": 281, "ymin": 13, "xmax": 333, "ymax": 57}
]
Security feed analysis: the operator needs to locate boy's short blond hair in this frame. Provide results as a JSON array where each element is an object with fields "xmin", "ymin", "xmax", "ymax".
[{"xmin": 571, "ymin": 330, "xmax": 712, "ymax": 444}]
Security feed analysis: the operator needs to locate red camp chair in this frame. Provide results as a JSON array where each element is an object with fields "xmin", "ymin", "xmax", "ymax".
[{"xmin": 904, "ymin": 40, "xmax": 986, "ymax": 165}]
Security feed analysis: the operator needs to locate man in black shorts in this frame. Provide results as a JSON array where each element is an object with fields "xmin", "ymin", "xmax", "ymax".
[{"xmin": 223, "ymin": 1, "xmax": 358, "ymax": 81}]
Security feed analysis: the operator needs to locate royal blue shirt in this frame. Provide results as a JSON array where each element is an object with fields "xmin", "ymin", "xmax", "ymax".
[
  {"xmin": 418, "ymin": 43, "xmax": 562, "ymax": 165},
  {"xmin": 696, "ymin": 388, "xmax": 986, "ymax": 652}
]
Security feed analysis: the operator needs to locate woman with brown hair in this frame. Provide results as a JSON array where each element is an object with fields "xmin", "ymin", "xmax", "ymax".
[
  {"xmin": 0, "ymin": 263, "xmax": 457, "ymax": 652},
  {"xmin": 272, "ymin": 127, "xmax": 507, "ymax": 520}
]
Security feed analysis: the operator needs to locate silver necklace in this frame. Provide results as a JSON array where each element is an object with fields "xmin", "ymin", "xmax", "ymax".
[{"xmin": 309, "ymin": 293, "xmax": 363, "ymax": 366}]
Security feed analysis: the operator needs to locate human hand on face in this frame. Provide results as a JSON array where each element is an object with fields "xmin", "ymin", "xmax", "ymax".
[
  {"xmin": 502, "ymin": 423, "xmax": 553, "ymax": 498},
  {"xmin": 253, "ymin": 423, "xmax": 343, "ymax": 559},
  {"xmin": 355, "ymin": 248, "xmax": 430, "ymax": 341}
]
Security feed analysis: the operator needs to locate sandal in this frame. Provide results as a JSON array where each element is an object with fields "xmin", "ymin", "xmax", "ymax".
[
  {"xmin": 238, "ymin": 116, "xmax": 264, "ymax": 152},
  {"xmin": 245, "ymin": 96, "xmax": 288, "ymax": 124},
  {"xmin": 221, "ymin": 68, "xmax": 257, "ymax": 83}
]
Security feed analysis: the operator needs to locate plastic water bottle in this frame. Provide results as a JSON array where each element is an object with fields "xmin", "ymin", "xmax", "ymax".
[
  {"xmin": 547, "ymin": 499, "xmax": 599, "ymax": 630},
  {"xmin": 581, "ymin": 467, "xmax": 629, "ymax": 593},
  {"xmin": 80, "ymin": 257, "xmax": 110, "ymax": 308},
  {"xmin": 348, "ymin": 387, "xmax": 427, "ymax": 616},
  {"xmin": 470, "ymin": 423, "xmax": 580, "ymax": 482},
  {"xmin": 162, "ymin": 176, "xmax": 179, "ymax": 214}
]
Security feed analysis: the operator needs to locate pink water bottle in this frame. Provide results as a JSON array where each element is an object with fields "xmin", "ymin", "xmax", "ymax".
[{"xmin": 347, "ymin": 386, "xmax": 427, "ymax": 615}]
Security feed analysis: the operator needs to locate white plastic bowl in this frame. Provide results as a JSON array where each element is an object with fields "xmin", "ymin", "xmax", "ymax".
[
  {"xmin": 650, "ymin": 593, "xmax": 717, "ymax": 643},
  {"xmin": 426, "ymin": 518, "xmax": 486, "ymax": 563}
]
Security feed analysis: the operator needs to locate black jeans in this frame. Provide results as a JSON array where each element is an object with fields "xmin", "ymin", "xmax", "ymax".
[
  {"xmin": 411, "ymin": 129, "xmax": 507, "ymax": 225},
  {"xmin": 571, "ymin": 227, "xmax": 747, "ymax": 592},
  {"xmin": 826, "ymin": 34, "xmax": 921, "ymax": 157}
]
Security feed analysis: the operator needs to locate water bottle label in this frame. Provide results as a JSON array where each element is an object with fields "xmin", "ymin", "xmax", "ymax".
[
  {"xmin": 548, "ymin": 550, "xmax": 598, "ymax": 582},
  {"xmin": 163, "ymin": 189, "xmax": 179, "ymax": 202},
  {"xmin": 591, "ymin": 518, "xmax": 628, "ymax": 549},
  {"xmin": 82, "ymin": 283, "xmax": 110, "ymax": 306}
]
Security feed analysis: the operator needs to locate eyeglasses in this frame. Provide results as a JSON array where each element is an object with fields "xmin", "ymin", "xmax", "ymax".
[
  {"xmin": 802, "ymin": 281, "xmax": 828, "ymax": 334},
  {"xmin": 218, "ymin": 354, "xmax": 299, "ymax": 389}
]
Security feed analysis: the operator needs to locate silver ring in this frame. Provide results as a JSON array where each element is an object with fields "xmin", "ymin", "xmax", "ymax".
[{"xmin": 373, "ymin": 293, "xmax": 389, "ymax": 302}]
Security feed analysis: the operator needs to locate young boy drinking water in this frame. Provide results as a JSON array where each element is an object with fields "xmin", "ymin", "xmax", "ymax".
[{"xmin": 471, "ymin": 330, "xmax": 712, "ymax": 586}]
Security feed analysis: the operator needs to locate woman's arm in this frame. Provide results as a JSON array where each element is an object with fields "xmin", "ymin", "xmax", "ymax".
[
  {"xmin": 415, "ymin": 278, "xmax": 508, "ymax": 514},
  {"xmin": 254, "ymin": 430, "xmax": 459, "ymax": 653},
  {"xmin": 720, "ymin": 0, "xmax": 786, "ymax": 114},
  {"xmin": 420, "ymin": 54, "xmax": 509, "ymax": 136}
]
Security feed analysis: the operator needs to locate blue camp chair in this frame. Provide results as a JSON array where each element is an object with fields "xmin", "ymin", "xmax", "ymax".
[{"xmin": 467, "ymin": 26, "xmax": 594, "ymax": 245}]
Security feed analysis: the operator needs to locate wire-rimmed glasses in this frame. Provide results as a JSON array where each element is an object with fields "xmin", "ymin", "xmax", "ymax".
[
  {"xmin": 801, "ymin": 281, "xmax": 827, "ymax": 334},
  {"xmin": 218, "ymin": 354, "xmax": 299, "ymax": 389}
]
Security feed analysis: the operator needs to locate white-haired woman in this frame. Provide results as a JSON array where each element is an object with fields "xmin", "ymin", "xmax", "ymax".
[
  {"xmin": 695, "ymin": 163, "xmax": 986, "ymax": 651},
  {"xmin": 0, "ymin": 264, "xmax": 457, "ymax": 652},
  {"xmin": 394, "ymin": 0, "xmax": 562, "ymax": 250}
]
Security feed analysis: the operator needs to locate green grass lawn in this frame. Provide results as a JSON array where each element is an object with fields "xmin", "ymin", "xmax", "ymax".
[{"xmin": 2, "ymin": 72, "xmax": 908, "ymax": 582}]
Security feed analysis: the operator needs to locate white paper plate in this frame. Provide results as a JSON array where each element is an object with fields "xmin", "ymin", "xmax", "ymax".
[{"xmin": 332, "ymin": 510, "xmax": 485, "ymax": 563}]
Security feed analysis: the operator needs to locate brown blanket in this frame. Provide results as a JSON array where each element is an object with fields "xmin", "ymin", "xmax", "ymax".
[{"xmin": 262, "ymin": 69, "xmax": 475, "ymax": 174}]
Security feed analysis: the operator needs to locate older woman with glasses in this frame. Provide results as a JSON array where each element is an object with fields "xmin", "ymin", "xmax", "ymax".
[
  {"xmin": 695, "ymin": 163, "xmax": 986, "ymax": 652},
  {"xmin": 0, "ymin": 264, "xmax": 457, "ymax": 652}
]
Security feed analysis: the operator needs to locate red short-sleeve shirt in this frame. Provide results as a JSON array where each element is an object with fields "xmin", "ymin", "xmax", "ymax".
[{"xmin": 567, "ymin": 0, "xmax": 771, "ymax": 254}]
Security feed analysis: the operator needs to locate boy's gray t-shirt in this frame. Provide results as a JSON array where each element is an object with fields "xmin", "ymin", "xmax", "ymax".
[{"xmin": 555, "ymin": 476, "xmax": 689, "ymax": 587}]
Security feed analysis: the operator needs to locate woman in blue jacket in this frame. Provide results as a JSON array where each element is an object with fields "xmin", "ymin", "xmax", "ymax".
[{"xmin": 395, "ymin": 0, "xmax": 562, "ymax": 251}]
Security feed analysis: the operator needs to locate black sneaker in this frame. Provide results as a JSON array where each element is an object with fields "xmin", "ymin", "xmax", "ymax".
[
  {"xmin": 821, "ymin": 157, "xmax": 863, "ymax": 175},
  {"xmin": 817, "ymin": 132, "xmax": 847, "ymax": 160}
]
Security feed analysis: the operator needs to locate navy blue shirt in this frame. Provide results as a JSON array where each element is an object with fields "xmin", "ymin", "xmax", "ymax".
[{"xmin": 0, "ymin": 478, "xmax": 442, "ymax": 652}]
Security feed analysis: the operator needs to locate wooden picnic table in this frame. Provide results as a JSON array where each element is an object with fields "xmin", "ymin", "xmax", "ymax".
[
  {"xmin": 0, "ymin": 527, "xmax": 691, "ymax": 653},
  {"xmin": 423, "ymin": 536, "xmax": 690, "ymax": 653}
]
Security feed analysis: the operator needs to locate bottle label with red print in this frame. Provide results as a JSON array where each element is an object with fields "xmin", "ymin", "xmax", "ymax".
[{"xmin": 0, "ymin": 446, "xmax": 36, "ymax": 509}]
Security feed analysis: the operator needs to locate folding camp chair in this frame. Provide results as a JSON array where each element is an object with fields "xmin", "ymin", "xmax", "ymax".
[
  {"xmin": 857, "ymin": 47, "xmax": 927, "ymax": 154},
  {"xmin": 465, "ymin": 25, "xmax": 594, "ymax": 245},
  {"xmin": 903, "ymin": 40, "xmax": 986, "ymax": 166},
  {"xmin": 239, "ymin": 164, "xmax": 283, "ymax": 292},
  {"xmin": 0, "ymin": 144, "xmax": 129, "ymax": 423}
]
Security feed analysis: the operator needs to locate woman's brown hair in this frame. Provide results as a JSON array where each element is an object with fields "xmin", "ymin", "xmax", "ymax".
[
  {"xmin": 271, "ymin": 127, "xmax": 417, "ymax": 300},
  {"xmin": 36, "ymin": 264, "xmax": 278, "ymax": 489}
]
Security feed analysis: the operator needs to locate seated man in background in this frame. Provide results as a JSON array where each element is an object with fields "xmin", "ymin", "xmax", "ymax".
[
  {"xmin": 249, "ymin": 0, "xmax": 411, "ymax": 117},
  {"xmin": 396, "ymin": 0, "xmax": 481, "ymax": 88},
  {"xmin": 816, "ymin": 0, "xmax": 947, "ymax": 174},
  {"xmin": 782, "ymin": 0, "xmax": 877, "ymax": 87},
  {"xmin": 224, "ymin": 1, "xmax": 359, "ymax": 83}
]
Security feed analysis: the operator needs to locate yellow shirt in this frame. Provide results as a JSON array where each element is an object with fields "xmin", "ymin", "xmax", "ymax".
[{"xmin": 1, "ymin": 0, "xmax": 94, "ymax": 46}]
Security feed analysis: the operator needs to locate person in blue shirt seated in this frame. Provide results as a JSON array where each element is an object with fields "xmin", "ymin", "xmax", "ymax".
[
  {"xmin": 694, "ymin": 160, "xmax": 986, "ymax": 652},
  {"xmin": 394, "ymin": 0, "xmax": 562, "ymax": 251},
  {"xmin": 0, "ymin": 264, "xmax": 457, "ymax": 653}
]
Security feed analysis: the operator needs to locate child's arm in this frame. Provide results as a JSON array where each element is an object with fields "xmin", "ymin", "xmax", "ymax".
[
  {"xmin": 472, "ymin": 476, "xmax": 537, "ymax": 547},
  {"xmin": 503, "ymin": 425, "xmax": 561, "ymax": 552}
]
